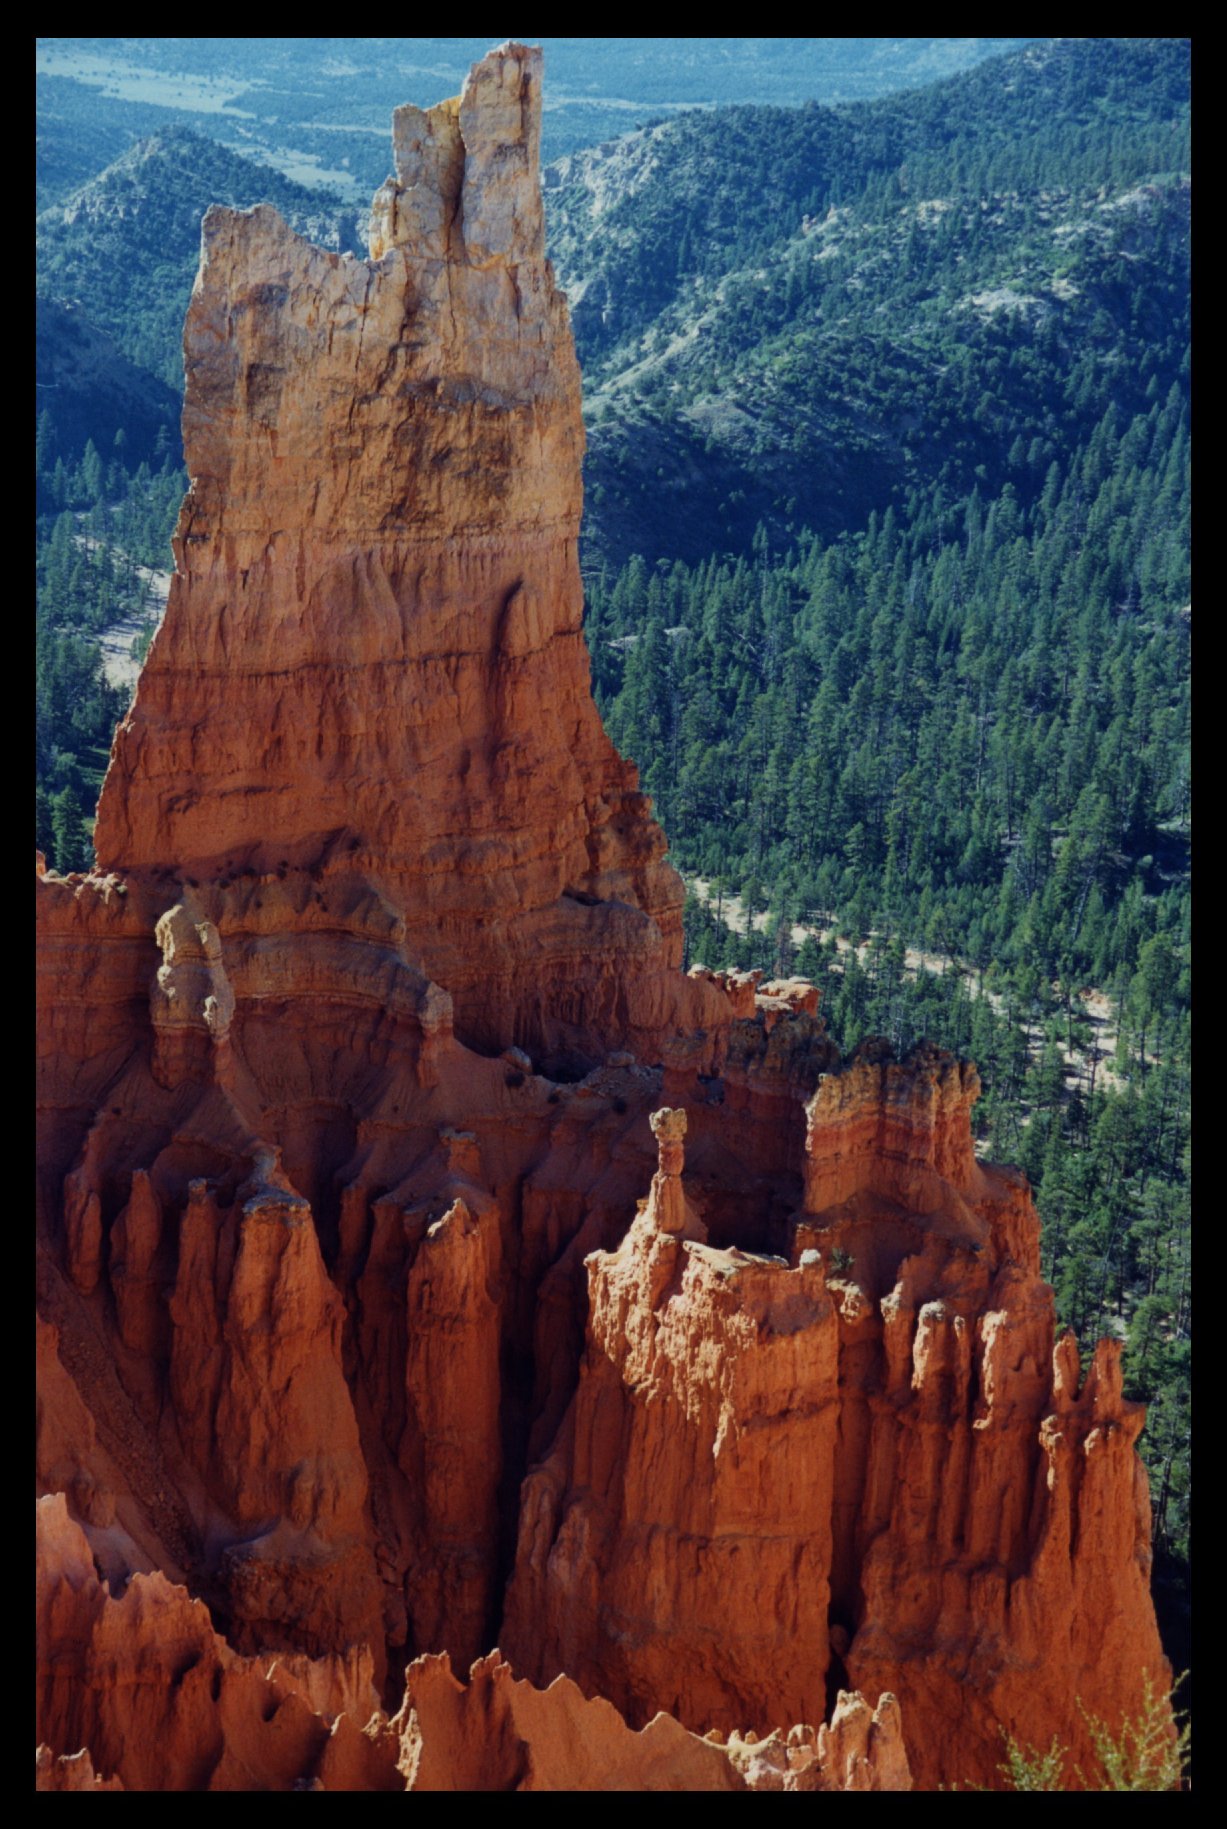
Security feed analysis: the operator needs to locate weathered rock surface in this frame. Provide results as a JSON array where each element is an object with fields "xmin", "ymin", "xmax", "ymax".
[
  {"xmin": 399, "ymin": 1652, "xmax": 909, "ymax": 1791},
  {"xmin": 720, "ymin": 1690, "xmax": 911, "ymax": 1792},
  {"xmin": 502, "ymin": 1107, "xmax": 840, "ymax": 1732},
  {"xmin": 36, "ymin": 1495, "xmax": 907, "ymax": 1791},
  {"xmin": 398, "ymin": 1650, "xmax": 745, "ymax": 1791},
  {"xmin": 35, "ymin": 1492, "xmax": 398, "ymax": 1792},
  {"xmin": 504, "ymin": 1057, "xmax": 1171, "ymax": 1788},
  {"xmin": 89, "ymin": 36, "xmax": 728, "ymax": 1076},
  {"xmin": 401, "ymin": 1187, "xmax": 503, "ymax": 1669},
  {"xmin": 36, "ymin": 1745, "xmax": 125, "ymax": 1791},
  {"xmin": 166, "ymin": 1164, "xmax": 382, "ymax": 1667},
  {"xmin": 35, "ymin": 41, "xmax": 1171, "ymax": 1792}
]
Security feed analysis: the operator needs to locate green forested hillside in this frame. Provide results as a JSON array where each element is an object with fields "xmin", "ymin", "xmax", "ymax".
[
  {"xmin": 36, "ymin": 296, "xmax": 181, "ymax": 473},
  {"xmin": 590, "ymin": 399, "xmax": 1188, "ymax": 1387},
  {"xmin": 576, "ymin": 38, "xmax": 1190, "ymax": 1581},
  {"xmin": 589, "ymin": 461, "xmax": 1191, "ymax": 1570},
  {"xmin": 35, "ymin": 423, "xmax": 186, "ymax": 874},
  {"xmin": 551, "ymin": 36, "xmax": 1190, "ymax": 565},
  {"xmin": 553, "ymin": 36, "xmax": 1188, "ymax": 361},
  {"xmin": 36, "ymin": 128, "xmax": 363, "ymax": 388}
]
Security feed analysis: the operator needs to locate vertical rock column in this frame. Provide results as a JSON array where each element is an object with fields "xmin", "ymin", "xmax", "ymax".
[
  {"xmin": 89, "ymin": 39, "xmax": 732, "ymax": 1072},
  {"xmin": 402, "ymin": 1172, "xmax": 503, "ymax": 1668},
  {"xmin": 165, "ymin": 1166, "xmax": 382, "ymax": 1665},
  {"xmin": 504, "ymin": 1108, "xmax": 840, "ymax": 1733},
  {"xmin": 846, "ymin": 1262, "xmax": 1170, "ymax": 1789},
  {"xmin": 109, "ymin": 1170, "xmax": 166, "ymax": 1359}
]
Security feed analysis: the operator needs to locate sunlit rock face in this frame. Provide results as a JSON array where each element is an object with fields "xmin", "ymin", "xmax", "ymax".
[
  {"xmin": 89, "ymin": 38, "xmax": 728, "ymax": 1075},
  {"xmin": 35, "ymin": 41, "xmax": 1170, "ymax": 1794},
  {"xmin": 502, "ymin": 1061, "xmax": 1170, "ymax": 1788}
]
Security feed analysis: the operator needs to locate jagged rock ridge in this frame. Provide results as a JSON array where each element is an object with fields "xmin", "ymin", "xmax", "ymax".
[{"xmin": 36, "ymin": 43, "xmax": 1171, "ymax": 1791}]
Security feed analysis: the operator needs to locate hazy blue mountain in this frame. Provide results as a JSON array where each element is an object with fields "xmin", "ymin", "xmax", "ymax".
[
  {"xmin": 36, "ymin": 37, "xmax": 1033, "ymax": 202},
  {"xmin": 36, "ymin": 41, "xmax": 1190, "ymax": 563},
  {"xmin": 547, "ymin": 37, "xmax": 1190, "ymax": 563}
]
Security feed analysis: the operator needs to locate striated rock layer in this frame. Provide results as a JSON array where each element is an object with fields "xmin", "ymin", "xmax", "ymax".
[
  {"xmin": 89, "ymin": 37, "xmax": 726, "ymax": 1075},
  {"xmin": 503, "ymin": 1105, "xmax": 840, "ymax": 1733},
  {"xmin": 36, "ymin": 43, "xmax": 1170, "ymax": 1791}
]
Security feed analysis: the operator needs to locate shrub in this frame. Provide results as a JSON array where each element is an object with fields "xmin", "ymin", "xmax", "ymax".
[{"xmin": 987, "ymin": 1673, "xmax": 1190, "ymax": 1792}]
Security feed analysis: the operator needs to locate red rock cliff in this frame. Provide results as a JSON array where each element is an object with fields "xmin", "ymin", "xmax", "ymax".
[{"xmin": 35, "ymin": 42, "xmax": 1171, "ymax": 1792}]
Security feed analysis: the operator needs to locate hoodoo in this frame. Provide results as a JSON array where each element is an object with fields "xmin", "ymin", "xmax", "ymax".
[
  {"xmin": 36, "ymin": 42, "xmax": 1170, "ymax": 1791},
  {"xmin": 89, "ymin": 38, "xmax": 726, "ymax": 1076}
]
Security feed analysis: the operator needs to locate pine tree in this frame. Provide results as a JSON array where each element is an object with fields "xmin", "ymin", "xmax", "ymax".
[{"xmin": 50, "ymin": 784, "xmax": 88, "ymax": 874}]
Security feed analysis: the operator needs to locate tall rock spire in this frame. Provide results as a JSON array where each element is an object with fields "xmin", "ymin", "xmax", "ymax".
[{"xmin": 92, "ymin": 41, "xmax": 726, "ymax": 1071}]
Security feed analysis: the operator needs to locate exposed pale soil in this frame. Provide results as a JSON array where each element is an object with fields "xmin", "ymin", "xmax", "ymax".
[{"xmin": 686, "ymin": 874, "xmax": 1127, "ymax": 1093}]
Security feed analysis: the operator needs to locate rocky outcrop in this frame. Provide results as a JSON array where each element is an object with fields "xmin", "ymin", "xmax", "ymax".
[
  {"xmin": 848, "ymin": 1325, "xmax": 1168, "ymax": 1790},
  {"xmin": 35, "ymin": 41, "xmax": 1171, "ymax": 1793},
  {"xmin": 36, "ymin": 1495, "xmax": 908, "ymax": 1791},
  {"xmin": 35, "ymin": 1493, "xmax": 398, "ymax": 1792},
  {"xmin": 505, "ymin": 1055, "xmax": 1170, "ymax": 1788},
  {"xmin": 720, "ymin": 1690, "xmax": 912, "ymax": 1793},
  {"xmin": 801, "ymin": 1037, "xmax": 984, "ymax": 1218},
  {"xmin": 402, "ymin": 1184, "xmax": 503, "ymax": 1668},
  {"xmin": 399, "ymin": 1653, "xmax": 909, "ymax": 1791},
  {"xmin": 398, "ymin": 1651, "xmax": 745, "ymax": 1791},
  {"xmin": 36, "ymin": 1746, "xmax": 125, "ymax": 1791},
  {"xmin": 36, "ymin": 38, "xmax": 738, "ymax": 1708},
  {"xmin": 502, "ymin": 1108, "xmax": 840, "ymax": 1732},
  {"xmin": 782, "ymin": 1039, "xmax": 1149, "ymax": 1786}
]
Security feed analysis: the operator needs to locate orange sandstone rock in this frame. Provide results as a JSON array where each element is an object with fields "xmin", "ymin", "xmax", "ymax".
[
  {"xmin": 502, "ymin": 1107, "xmax": 841, "ymax": 1733},
  {"xmin": 89, "ymin": 38, "xmax": 729, "ymax": 1076},
  {"xmin": 35, "ymin": 1492, "xmax": 397, "ymax": 1792},
  {"xmin": 34, "ymin": 39, "xmax": 1171, "ymax": 1794},
  {"xmin": 163, "ymin": 1164, "xmax": 383, "ymax": 1669},
  {"xmin": 503, "ymin": 1051, "xmax": 1170, "ymax": 1786},
  {"xmin": 722, "ymin": 1690, "xmax": 910, "ymax": 1792},
  {"xmin": 402, "ymin": 1191, "xmax": 503, "ymax": 1667},
  {"xmin": 36, "ymin": 1493, "xmax": 907, "ymax": 1791},
  {"xmin": 36, "ymin": 1746, "xmax": 125, "ymax": 1791},
  {"xmin": 399, "ymin": 1651, "xmax": 910, "ymax": 1791},
  {"xmin": 398, "ymin": 1650, "xmax": 745, "ymax": 1791}
]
